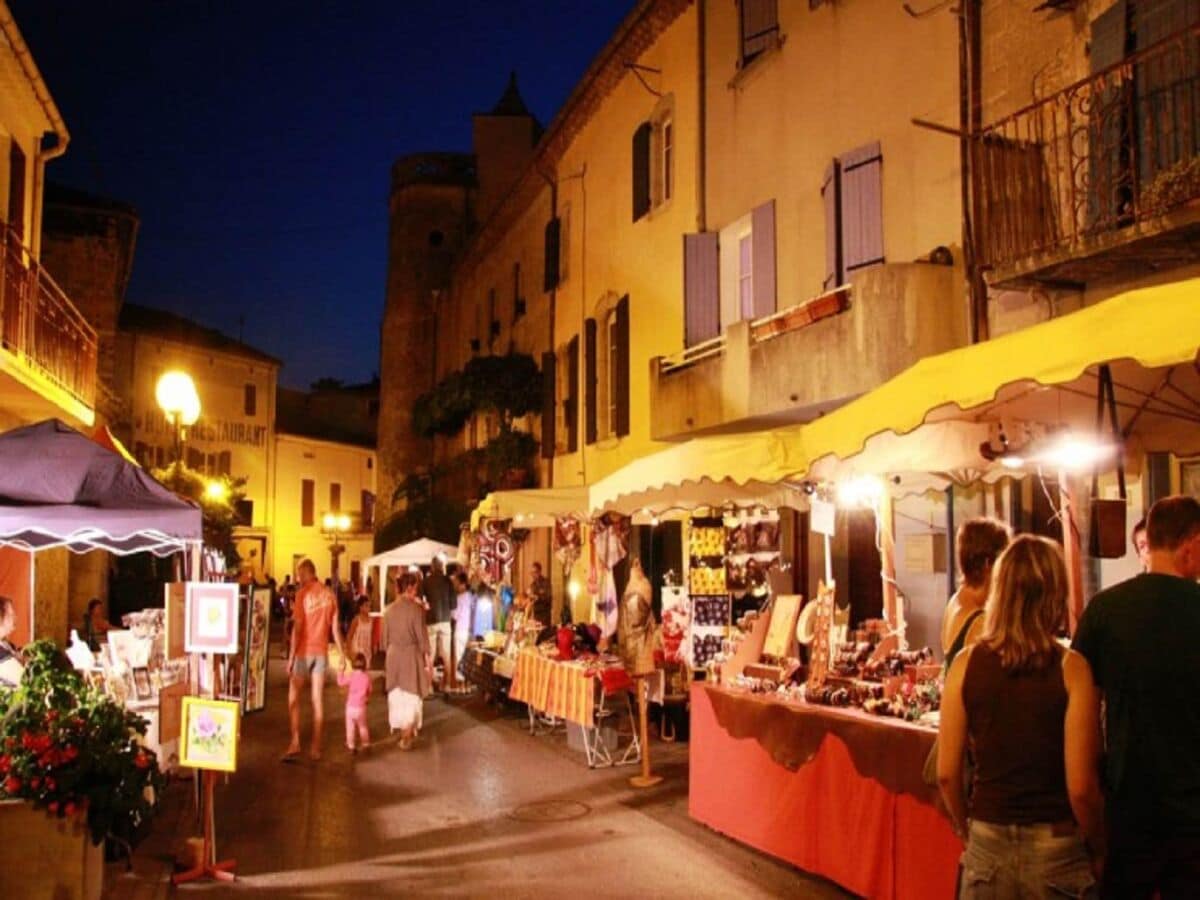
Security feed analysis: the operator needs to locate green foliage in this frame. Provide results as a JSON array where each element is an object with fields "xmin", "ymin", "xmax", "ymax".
[
  {"xmin": 0, "ymin": 641, "xmax": 165, "ymax": 847},
  {"xmin": 151, "ymin": 462, "xmax": 246, "ymax": 569},
  {"xmin": 411, "ymin": 353, "xmax": 542, "ymax": 437},
  {"xmin": 483, "ymin": 427, "xmax": 538, "ymax": 487},
  {"xmin": 378, "ymin": 472, "xmax": 469, "ymax": 549}
]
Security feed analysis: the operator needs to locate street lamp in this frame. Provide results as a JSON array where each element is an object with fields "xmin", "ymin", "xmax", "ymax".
[
  {"xmin": 155, "ymin": 370, "xmax": 201, "ymax": 466},
  {"xmin": 322, "ymin": 512, "xmax": 351, "ymax": 596}
]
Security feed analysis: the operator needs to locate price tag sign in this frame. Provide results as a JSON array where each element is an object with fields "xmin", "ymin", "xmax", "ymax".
[{"xmin": 811, "ymin": 498, "xmax": 836, "ymax": 537}]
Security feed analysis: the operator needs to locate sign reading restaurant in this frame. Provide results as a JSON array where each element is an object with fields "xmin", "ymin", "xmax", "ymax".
[{"xmin": 137, "ymin": 410, "xmax": 269, "ymax": 449}]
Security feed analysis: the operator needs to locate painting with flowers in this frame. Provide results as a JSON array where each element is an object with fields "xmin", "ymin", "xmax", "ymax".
[{"xmin": 179, "ymin": 697, "xmax": 240, "ymax": 772}]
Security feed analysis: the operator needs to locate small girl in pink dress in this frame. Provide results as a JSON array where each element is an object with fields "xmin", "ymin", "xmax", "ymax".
[{"xmin": 338, "ymin": 653, "xmax": 372, "ymax": 753}]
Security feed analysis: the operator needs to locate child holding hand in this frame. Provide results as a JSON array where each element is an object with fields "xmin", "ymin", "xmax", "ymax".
[{"xmin": 338, "ymin": 652, "xmax": 372, "ymax": 753}]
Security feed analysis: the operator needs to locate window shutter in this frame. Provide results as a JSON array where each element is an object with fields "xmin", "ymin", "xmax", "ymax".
[
  {"xmin": 822, "ymin": 161, "xmax": 842, "ymax": 290},
  {"xmin": 741, "ymin": 0, "xmax": 779, "ymax": 63},
  {"xmin": 839, "ymin": 142, "xmax": 884, "ymax": 274},
  {"xmin": 543, "ymin": 218, "xmax": 561, "ymax": 291},
  {"xmin": 751, "ymin": 200, "xmax": 777, "ymax": 318},
  {"xmin": 540, "ymin": 351, "xmax": 556, "ymax": 459},
  {"xmin": 7, "ymin": 141, "xmax": 26, "ymax": 240},
  {"xmin": 614, "ymin": 295, "xmax": 630, "ymax": 437},
  {"xmin": 330, "ymin": 482, "xmax": 342, "ymax": 512},
  {"xmin": 632, "ymin": 122, "xmax": 652, "ymax": 221},
  {"xmin": 361, "ymin": 490, "xmax": 375, "ymax": 529},
  {"xmin": 585, "ymin": 318, "xmax": 598, "ymax": 444},
  {"xmin": 301, "ymin": 479, "xmax": 315, "ymax": 527},
  {"xmin": 566, "ymin": 336, "xmax": 580, "ymax": 453},
  {"xmin": 244, "ymin": 383, "xmax": 257, "ymax": 416},
  {"xmin": 684, "ymin": 233, "xmax": 720, "ymax": 346}
]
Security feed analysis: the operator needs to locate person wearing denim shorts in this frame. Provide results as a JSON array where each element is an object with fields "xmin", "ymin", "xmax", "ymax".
[
  {"xmin": 939, "ymin": 536, "xmax": 1105, "ymax": 898},
  {"xmin": 284, "ymin": 559, "xmax": 346, "ymax": 761}
]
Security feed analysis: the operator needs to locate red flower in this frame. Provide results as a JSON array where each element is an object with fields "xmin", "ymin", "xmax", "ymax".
[
  {"xmin": 44, "ymin": 777, "xmax": 55, "ymax": 791},
  {"xmin": 64, "ymin": 802, "xmax": 77, "ymax": 817},
  {"xmin": 45, "ymin": 710, "xmax": 59, "ymax": 722},
  {"xmin": 4, "ymin": 776, "xmax": 21, "ymax": 795},
  {"xmin": 0, "ymin": 755, "xmax": 10, "ymax": 774},
  {"xmin": 63, "ymin": 746, "xmax": 79, "ymax": 762},
  {"xmin": 29, "ymin": 776, "xmax": 41, "ymax": 790},
  {"xmin": 47, "ymin": 801, "xmax": 59, "ymax": 814}
]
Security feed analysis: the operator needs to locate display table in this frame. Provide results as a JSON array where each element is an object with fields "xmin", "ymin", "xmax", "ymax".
[
  {"xmin": 509, "ymin": 648, "xmax": 639, "ymax": 767},
  {"xmin": 689, "ymin": 684, "xmax": 960, "ymax": 900},
  {"xmin": 458, "ymin": 644, "xmax": 512, "ymax": 698}
]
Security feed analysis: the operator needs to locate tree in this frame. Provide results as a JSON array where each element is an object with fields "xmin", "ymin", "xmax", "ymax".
[{"xmin": 151, "ymin": 462, "xmax": 246, "ymax": 569}]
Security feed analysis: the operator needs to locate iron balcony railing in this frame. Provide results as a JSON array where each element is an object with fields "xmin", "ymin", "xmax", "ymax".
[
  {"xmin": 0, "ymin": 223, "xmax": 98, "ymax": 411},
  {"xmin": 976, "ymin": 24, "xmax": 1200, "ymax": 272}
]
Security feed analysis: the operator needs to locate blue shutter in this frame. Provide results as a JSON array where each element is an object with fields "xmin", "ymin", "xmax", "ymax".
[
  {"xmin": 684, "ymin": 233, "xmax": 720, "ymax": 346},
  {"xmin": 839, "ymin": 142, "xmax": 884, "ymax": 274},
  {"xmin": 751, "ymin": 200, "xmax": 776, "ymax": 318}
]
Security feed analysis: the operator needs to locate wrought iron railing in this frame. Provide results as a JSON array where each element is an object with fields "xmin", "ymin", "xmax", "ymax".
[
  {"xmin": 976, "ymin": 24, "xmax": 1200, "ymax": 271},
  {"xmin": 0, "ymin": 223, "xmax": 98, "ymax": 410}
]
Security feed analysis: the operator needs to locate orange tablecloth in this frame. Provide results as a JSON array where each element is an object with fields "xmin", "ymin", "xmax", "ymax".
[
  {"xmin": 508, "ymin": 649, "xmax": 629, "ymax": 727},
  {"xmin": 689, "ymin": 684, "xmax": 961, "ymax": 900}
]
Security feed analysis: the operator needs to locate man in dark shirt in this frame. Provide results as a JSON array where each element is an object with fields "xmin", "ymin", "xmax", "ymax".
[
  {"xmin": 422, "ymin": 557, "xmax": 454, "ymax": 691},
  {"xmin": 529, "ymin": 561, "xmax": 553, "ymax": 626},
  {"xmin": 1073, "ymin": 494, "xmax": 1200, "ymax": 897}
]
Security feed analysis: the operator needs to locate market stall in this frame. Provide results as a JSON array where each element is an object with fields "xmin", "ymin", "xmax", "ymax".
[{"xmin": 363, "ymin": 537, "xmax": 458, "ymax": 608}]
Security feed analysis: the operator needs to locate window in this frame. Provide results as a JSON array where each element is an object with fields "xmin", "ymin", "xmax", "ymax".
[
  {"xmin": 822, "ymin": 142, "xmax": 884, "ymax": 290},
  {"xmin": 301, "ymin": 479, "xmax": 315, "ymax": 527},
  {"xmin": 235, "ymin": 499, "xmax": 253, "ymax": 527},
  {"xmin": 662, "ymin": 118, "xmax": 674, "ymax": 203},
  {"xmin": 585, "ymin": 295, "xmax": 630, "ymax": 443},
  {"xmin": 512, "ymin": 261, "xmax": 524, "ymax": 322},
  {"xmin": 330, "ymin": 482, "xmax": 342, "ymax": 513},
  {"xmin": 719, "ymin": 200, "xmax": 777, "ymax": 326},
  {"xmin": 218, "ymin": 451, "xmax": 231, "ymax": 475},
  {"xmin": 739, "ymin": 0, "xmax": 780, "ymax": 67},
  {"xmin": 543, "ymin": 217, "xmax": 561, "ymax": 291},
  {"xmin": 738, "ymin": 234, "xmax": 754, "ymax": 320},
  {"xmin": 7, "ymin": 140, "xmax": 26, "ymax": 240},
  {"xmin": 632, "ymin": 123, "xmax": 652, "ymax": 221},
  {"xmin": 558, "ymin": 336, "xmax": 579, "ymax": 453},
  {"xmin": 361, "ymin": 490, "xmax": 375, "ymax": 529}
]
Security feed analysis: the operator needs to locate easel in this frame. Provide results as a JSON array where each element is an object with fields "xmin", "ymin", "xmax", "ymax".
[
  {"xmin": 629, "ymin": 675, "xmax": 663, "ymax": 788},
  {"xmin": 172, "ymin": 767, "xmax": 236, "ymax": 884}
]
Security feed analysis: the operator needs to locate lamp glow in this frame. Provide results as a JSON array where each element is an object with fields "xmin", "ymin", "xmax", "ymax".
[
  {"xmin": 155, "ymin": 371, "xmax": 201, "ymax": 426},
  {"xmin": 1040, "ymin": 436, "xmax": 1112, "ymax": 472},
  {"xmin": 836, "ymin": 475, "xmax": 885, "ymax": 508},
  {"xmin": 568, "ymin": 580, "xmax": 581, "ymax": 600},
  {"xmin": 204, "ymin": 480, "xmax": 228, "ymax": 502},
  {"xmin": 999, "ymin": 455, "xmax": 1025, "ymax": 469}
]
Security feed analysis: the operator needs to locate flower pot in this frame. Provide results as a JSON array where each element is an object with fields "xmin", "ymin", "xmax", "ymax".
[{"xmin": 0, "ymin": 799, "xmax": 103, "ymax": 899}]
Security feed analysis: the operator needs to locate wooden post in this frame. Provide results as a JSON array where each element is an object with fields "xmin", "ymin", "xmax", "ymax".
[
  {"xmin": 1059, "ymin": 472, "xmax": 1085, "ymax": 634},
  {"xmin": 878, "ymin": 493, "xmax": 904, "ymax": 648},
  {"xmin": 629, "ymin": 676, "xmax": 662, "ymax": 788}
]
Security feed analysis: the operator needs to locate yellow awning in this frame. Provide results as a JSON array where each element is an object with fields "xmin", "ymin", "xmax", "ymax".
[
  {"xmin": 470, "ymin": 486, "xmax": 591, "ymax": 530},
  {"xmin": 590, "ymin": 277, "xmax": 1200, "ymax": 510}
]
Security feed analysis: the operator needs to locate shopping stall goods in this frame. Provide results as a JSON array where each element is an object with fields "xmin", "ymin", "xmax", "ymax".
[
  {"xmin": 508, "ymin": 647, "xmax": 640, "ymax": 768},
  {"xmin": 690, "ymin": 684, "xmax": 959, "ymax": 900},
  {"xmin": 363, "ymin": 538, "xmax": 459, "ymax": 610}
]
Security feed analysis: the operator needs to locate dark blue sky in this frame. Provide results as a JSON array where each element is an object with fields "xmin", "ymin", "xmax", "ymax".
[{"xmin": 13, "ymin": 1, "xmax": 630, "ymax": 389}]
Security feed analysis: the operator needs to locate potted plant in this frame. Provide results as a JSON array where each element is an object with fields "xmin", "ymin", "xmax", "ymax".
[{"xmin": 0, "ymin": 641, "xmax": 165, "ymax": 899}]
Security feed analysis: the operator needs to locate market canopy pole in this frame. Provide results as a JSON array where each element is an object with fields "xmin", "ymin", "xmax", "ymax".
[
  {"xmin": 878, "ymin": 492, "xmax": 904, "ymax": 647},
  {"xmin": 1059, "ymin": 472, "xmax": 1085, "ymax": 633}
]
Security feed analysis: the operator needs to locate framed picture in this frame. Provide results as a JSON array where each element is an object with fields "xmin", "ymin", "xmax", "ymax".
[
  {"xmin": 242, "ymin": 588, "xmax": 271, "ymax": 714},
  {"xmin": 185, "ymin": 583, "xmax": 240, "ymax": 654},
  {"xmin": 179, "ymin": 696, "xmax": 241, "ymax": 773},
  {"xmin": 132, "ymin": 667, "xmax": 152, "ymax": 700},
  {"xmin": 763, "ymin": 594, "xmax": 803, "ymax": 660},
  {"xmin": 1182, "ymin": 460, "xmax": 1200, "ymax": 501}
]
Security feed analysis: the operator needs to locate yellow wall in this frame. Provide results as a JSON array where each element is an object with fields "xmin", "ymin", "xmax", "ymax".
[
  {"xmin": 705, "ymin": 0, "xmax": 962, "ymax": 304},
  {"xmin": 123, "ymin": 333, "xmax": 278, "ymax": 526},
  {"xmin": 272, "ymin": 432, "xmax": 376, "ymax": 584}
]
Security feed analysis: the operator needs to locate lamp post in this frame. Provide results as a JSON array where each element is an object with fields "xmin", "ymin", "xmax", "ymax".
[
  {"xmin": 322, "ymin": 512, "xmax": 351, "ymax": 597},
  {"xmin": 155, "ymin": 370, "xmax": 201, "ymax": 466}
]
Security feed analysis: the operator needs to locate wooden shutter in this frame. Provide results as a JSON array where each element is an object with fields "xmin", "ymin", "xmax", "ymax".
[
  {"xmin": 751, "ymin": 200, "xmax": 777, "ymax": 318},
  {"xmin": 632, "ymin": 123, "xmax": 652, "ymax": 221},
  {"xmin": 741, "ymin": 0, "xmax": 779, "ymax": 63},
  {"xmin": 218, "ymin": 450, "xmax": 231, "ymax": 475},
  {"xmin": 585, "ymin": 318, "xmax": 598, "ymax": 444},
  {"xmin": 330, "ymin": 482, "xmax": 342, "ymax": 513},
  {"xmin": 614, "ymin": 295, "xmax": 630, "ymax": 437},
  {"xmin": 540, "ymin": 351, "xmax": 556, "ymax": 458},
  {"xmin": 7, "ymin": 141, "xmax": 25, "ymax": 240},
  {"xmin": 1133, "ymin": 0, "xmax": 1199, "ymax": 188},
  {"xmin": 566, "ymin": 336, "xmax": 580, "ymax": 453},
  {"xmin": 839, "ymin": 142, "xmax": 884, "ymax": 274},
  {"xmin": 301, "ymin": 479, "xmax": 315, "ymax": 527},
  {"xmin": 1089, "ymin": 1, "xmax": 1128, "ymax": 228},
  {"xmin": 244, "ymin": 383, "xmax": 257, "ymax": 416},
  {"xmin": 821, "ymin": 161, "xmax": 842, "ymax": 290},
  {"xmin": 543, "ymin": 218, "xmax": 561, "ymax": 291},
  {"xmin": 684, "ymin": 233, "xmax": 720, "ymax": 346}
]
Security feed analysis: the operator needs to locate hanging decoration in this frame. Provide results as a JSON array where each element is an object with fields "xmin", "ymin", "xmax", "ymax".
[{"xmin": 553, "ymin": 516, "xmax": 582, "ymax": 576}]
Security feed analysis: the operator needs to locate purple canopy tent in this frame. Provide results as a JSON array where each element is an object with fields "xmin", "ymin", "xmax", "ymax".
[{"xmin": 0, "ymin": 420, "xmax": 202, "ymax": 644}]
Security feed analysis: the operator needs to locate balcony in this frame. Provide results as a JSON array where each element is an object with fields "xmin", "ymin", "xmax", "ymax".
[
  {"xmin": 978, "ymin": 25, "xmax": 1200, "ymax": 289},
  {"xmin": 649, "ymin": 262, "xmax": 964, "ymax": 441},
  {"xmin": 0, "ymin": 224, "xmax": 97, "ymax": 426}
]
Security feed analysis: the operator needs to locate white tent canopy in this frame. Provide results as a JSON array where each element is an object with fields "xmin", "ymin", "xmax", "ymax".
[{"xmin": 363, "ymin": 537, "xmax": 458, "ymax": 607}]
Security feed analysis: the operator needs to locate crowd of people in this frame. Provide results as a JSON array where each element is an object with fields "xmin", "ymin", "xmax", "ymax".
[
  {"xmin": 936, "ymin": 494, "xmax": 1200, "ymax": 899},
  {"xmin": 282, "ymin": 554, "xmax": 555, "ymax": 758}
]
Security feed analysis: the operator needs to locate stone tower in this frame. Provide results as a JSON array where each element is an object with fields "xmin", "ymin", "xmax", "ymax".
[
  {"xmin": 375, "ymin": 152, "xmax": 477, "ymax": 537},
  {"xmin": 376, "ymin": 75, "xmax": 541, "ymax": 543}
]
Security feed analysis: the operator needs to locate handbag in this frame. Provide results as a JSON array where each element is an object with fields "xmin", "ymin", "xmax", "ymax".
[{"xmin": 1088, "ymin": 364, "xmax": 1127, "ymax": 559}]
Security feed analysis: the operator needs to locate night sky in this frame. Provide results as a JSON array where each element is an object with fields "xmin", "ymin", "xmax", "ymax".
[{"xmin": 12, "ymin": 1, "xmax": 630, "ymax": 389}]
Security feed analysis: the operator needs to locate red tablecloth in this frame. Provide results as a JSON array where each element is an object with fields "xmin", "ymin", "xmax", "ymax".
[{"xmin": 689, "ymin": 684, "xmax": 961, "ymax": 900}]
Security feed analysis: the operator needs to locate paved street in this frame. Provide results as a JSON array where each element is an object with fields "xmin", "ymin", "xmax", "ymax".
[{"xmin": 106, "ymin": 647, "xmax": 850, "ymax": 899}]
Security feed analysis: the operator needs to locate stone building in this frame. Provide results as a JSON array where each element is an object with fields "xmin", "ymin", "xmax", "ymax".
[{"xmin": 39, "ymin": 182, "xmax": 140, "ymax": 424}]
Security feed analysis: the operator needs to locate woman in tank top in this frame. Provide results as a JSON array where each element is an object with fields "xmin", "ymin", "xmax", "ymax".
[{"xmin": 937, "ymin": 535, "xmax": 1105, "ymax": 898}]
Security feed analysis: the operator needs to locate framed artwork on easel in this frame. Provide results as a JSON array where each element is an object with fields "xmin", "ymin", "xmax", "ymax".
[{"xmin": 184, "ymin": 583, "xmax": 240, "ymax": 655}]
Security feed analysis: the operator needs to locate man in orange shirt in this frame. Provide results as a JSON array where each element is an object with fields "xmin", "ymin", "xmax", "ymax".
[{"xmin": 284, "ymin": 559, "xmax": 345, "ymax": 761}]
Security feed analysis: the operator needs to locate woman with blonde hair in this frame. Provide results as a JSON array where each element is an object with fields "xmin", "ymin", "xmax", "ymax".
[{"xmin": 938, "ymin": 535, "xmax": 1105, "ymax": 898}]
